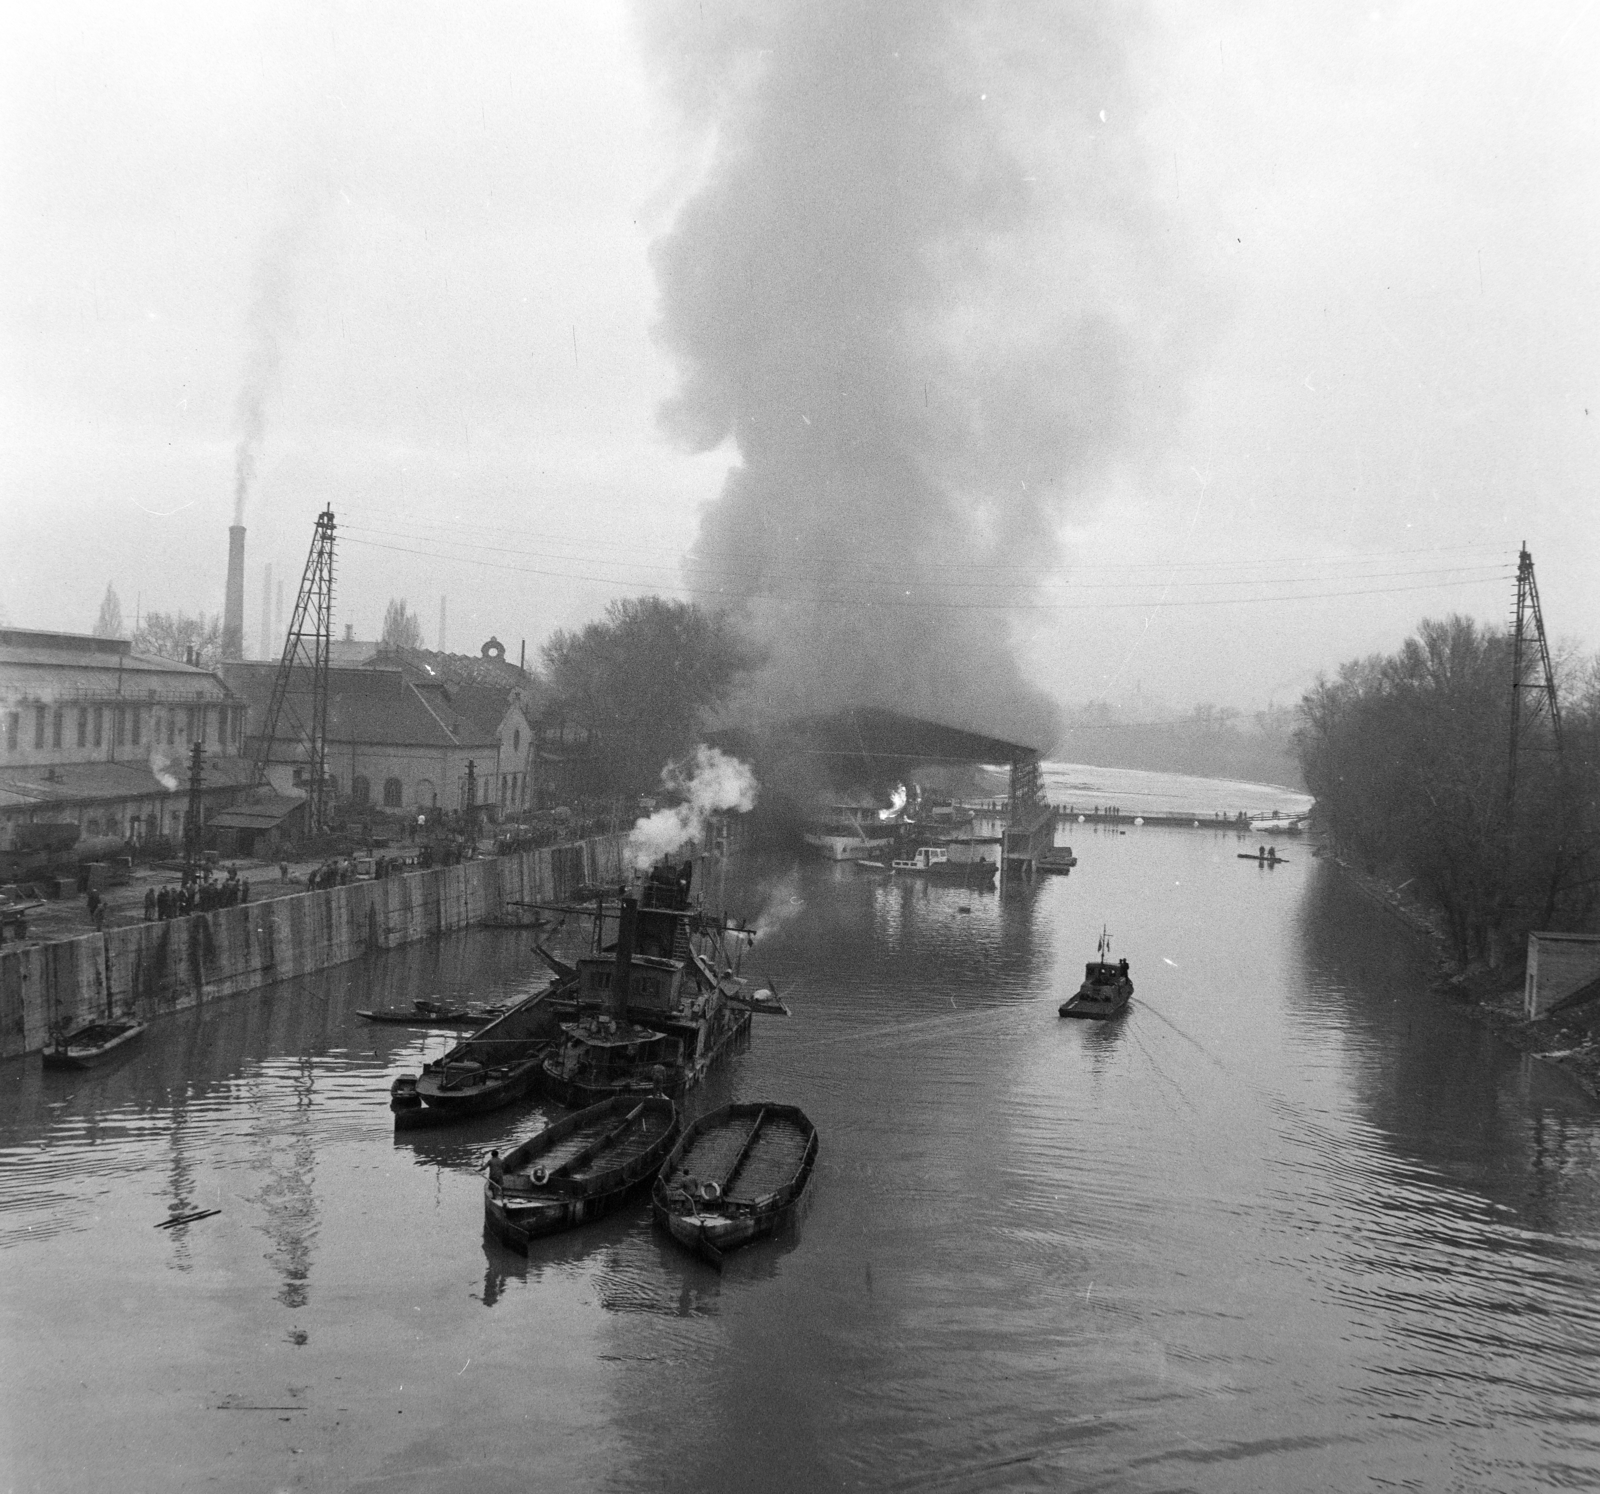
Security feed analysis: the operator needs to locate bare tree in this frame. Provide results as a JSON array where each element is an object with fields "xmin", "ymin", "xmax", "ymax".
[{"xmin": 134, "ymin": 611, "xmax": 222, "ymax": 668}]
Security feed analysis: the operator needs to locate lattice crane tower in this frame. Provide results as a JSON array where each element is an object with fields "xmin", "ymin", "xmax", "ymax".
[
  {"xmin": 252, "ymin": 507, "xmax": 337, "ymax": 834},
  {"xmin": 1507, "ymin": 541, "xmax": 1562, "ymax": 804}
]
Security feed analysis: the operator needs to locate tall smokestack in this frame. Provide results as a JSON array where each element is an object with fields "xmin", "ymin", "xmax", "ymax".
[
  {"xmin": 259, "ymin": 562, "xmax": 273, "ymax": 661},
  {"xmin": 222, "ymin": 525, "xmax": 246, "ymax": 661}
]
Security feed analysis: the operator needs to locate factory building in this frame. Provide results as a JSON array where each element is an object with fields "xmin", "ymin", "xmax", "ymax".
[{"xmin": 0, "ymin": 627, "xmax": 252, "ymax": 852}]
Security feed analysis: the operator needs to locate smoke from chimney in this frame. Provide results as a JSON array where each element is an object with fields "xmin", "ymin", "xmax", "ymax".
[
  {"xmin": 221, "ymin": 525, "xmax": 246, "ymax": 661},
  {"xmin": 638, "ymin": 2, "xmax": 1194, "ymax": 747}
]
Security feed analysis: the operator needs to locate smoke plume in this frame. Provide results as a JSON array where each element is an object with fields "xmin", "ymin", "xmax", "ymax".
[
  {"xmin": 639, "ymin": 2, "xmax": 1191, "ymax": 748},
  {"xmin": 232, "ymin": 215, "xmax": 311, "ymax": 526},
  {"xmin": 626, "ymin": 745, "xmax": 760, "ymax": 869}
]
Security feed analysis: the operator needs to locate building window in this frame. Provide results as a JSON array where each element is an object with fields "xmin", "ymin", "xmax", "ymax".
[
  {"xmin": 167, "ymin": 712, "xmax": 176, "ymax": 746},
  {"xmin": 34, "ymin": 707, "xmax": 46, "ymax": 749},
  {"xmin": 5, "ymin": 713, "xmax": 16, "ymax": 751},
  {"xmin": 351, "ymin": 775, "xmax": 371, "ymax": 807},
  {"xmin": 114, "ymin": 707, "xmax": 126, "ymax": 746},
  {"xmin": 77, "ymin": 709, "xmax": 87, "ymax": 748},
  {"xmin": 87, "ymin": 818, "xmax": 101, "ymax": 836},
  {"xmin": 199, "ymin": 708, "xmax": 208, "ymax": 744},
  {"xmin": 513, "ymin": 728, "xmax": 520, "ymax": 752},
  {"xmin": 131, "ymin": 708, "xmax": 141, "ymax": 746},
  {"xmin": 383, "ymin": 777, "xmax": 403, "ymax": 807},
  {"xmin": 184, "ymin": 707, "xmax": 194, "ymax": 742},
  {"xmin": 93, "ymin": 708, "xmax": 104, "ymax": 747},
  {"xmin": 52, "ymin": 710, "xmax": 62, "ymax": 749}
]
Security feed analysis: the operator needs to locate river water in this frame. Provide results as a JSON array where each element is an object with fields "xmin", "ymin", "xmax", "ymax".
[{"xmin": 4, "ymin": 801, "xmax": 1600, "ymax": 1491}]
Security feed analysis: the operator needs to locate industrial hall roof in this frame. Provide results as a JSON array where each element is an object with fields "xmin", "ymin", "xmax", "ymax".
[
  {"xmin": 0, "ymin": 754, "xmax": 255, "ymax": 811},
  {"xmin": 220, "ymin": 663, "xmax": 500, "ymax": 754},
  {"xmin": 0, "ymin": 628, "xmax": 231, "ymax": 700}
]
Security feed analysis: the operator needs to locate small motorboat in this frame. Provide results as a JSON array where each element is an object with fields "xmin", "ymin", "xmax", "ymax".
[
  {"xmin": 42, "ymin": 1019, "xmax": 146, "ymax": 1069},
  {"xmin": 653, "ymin": 1102, "xmax": 819, "ymax": 1268},
  {"xmin": 1037, "ymin": 847, "xmax": 1078, "ymax": 874},
  {"xmin": 358, "ymin": 999, "xmax": 503, "ymax": 1027},
  {"xmin": 1059, "ymin": 929, "xmax": 1133, "ymax": 1020},
  {"xmin": 1249, "ymin": 812, "xmax": 1306, "ymax": 836},
  {"xmin": 484, "ymin": 1094, "xmax": 679, "ymax": 1252},
  {"xmin": 725, "ymin": 985, "xmax": 791, "ymax": 1017},
  {"xmin": 890, "ymin": 846, "xmax": 998, "ymax": 886}
]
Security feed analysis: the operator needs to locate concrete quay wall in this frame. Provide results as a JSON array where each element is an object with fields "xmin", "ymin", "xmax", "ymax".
[{"xmin": 0, "ymin": 834, "xmax": 629, "ymax": 1060}]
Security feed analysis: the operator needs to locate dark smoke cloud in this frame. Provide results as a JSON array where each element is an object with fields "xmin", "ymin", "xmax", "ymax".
[{"xmin": 638, "ymin": 1, "xmax": 1195, "ymax": 749}]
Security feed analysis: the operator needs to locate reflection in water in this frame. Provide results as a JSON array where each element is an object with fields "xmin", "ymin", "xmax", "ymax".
[
  {"xmin": 3, "ymin": 844, "xmax": 1600, "ymax": 1492},
  {"xmin": 254, "ymin": 1054, "xmax": 319, "ymax": 1309}
]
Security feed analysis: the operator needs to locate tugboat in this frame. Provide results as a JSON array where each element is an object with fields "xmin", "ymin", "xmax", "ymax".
[
  {"xmin": 538, "ymin": 860, "xmax": 763, "ymax": 1109},
  {"xmin": 1059, "ymin": 928, "xmax": 1133, "ymax": 1020}
]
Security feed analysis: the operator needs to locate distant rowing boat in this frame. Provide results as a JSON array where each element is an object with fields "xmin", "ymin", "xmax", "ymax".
[{"xmin": 359, "ymin": 1000, "xmax": 506, "ymax": 1027}]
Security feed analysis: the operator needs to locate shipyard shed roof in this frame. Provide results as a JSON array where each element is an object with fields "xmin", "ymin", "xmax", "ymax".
[
  {"xmin": 781, "ymin": 708, "xmax": 1040, "ymax": 767},
  {"xmin": 207, "ymin": 794, "xmax": 305, "ymax": 831}
]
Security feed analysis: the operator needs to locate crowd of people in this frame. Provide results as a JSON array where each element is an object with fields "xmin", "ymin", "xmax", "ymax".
[{"xmin": 142, "ymin": 868, "xmax": 250, "ymax": 921}]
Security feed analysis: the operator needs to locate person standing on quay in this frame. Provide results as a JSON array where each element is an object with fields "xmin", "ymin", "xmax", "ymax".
[{"xmin": 143, "ymin": 887, "xmax": 156, "ymax": 921}]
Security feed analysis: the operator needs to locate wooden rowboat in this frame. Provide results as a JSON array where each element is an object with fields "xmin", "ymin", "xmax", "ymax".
[
  {"xmin": 359, "ymin": 999, "xmax": 504, "ymax": 1027},
  {"xmin": 652, "ymin": 1102, "xmax": 818, "ymax": 1268},
  {"xmin": 42, "ymin": 1020, "xmax": 146, "ymax": 1069},
  {"xmin": 484, "ymin": 1094, "xmax": 678, "ymax": 1252}
]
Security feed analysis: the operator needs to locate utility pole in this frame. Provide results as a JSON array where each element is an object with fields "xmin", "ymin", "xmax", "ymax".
[
  {"xmin": 183, "ymin": 741, "xmax": 205, "ymax": 880},
  {"xmin": 1508, "ymin": 541, "xmax": 1562, "ymax": 805},
  {"xmin": 464, "ymin": 758, "xmax": 476, "ymax": 844},
  {"xmin": 253, "ymin": 508, "xmax": 337, "ymax": 835}
]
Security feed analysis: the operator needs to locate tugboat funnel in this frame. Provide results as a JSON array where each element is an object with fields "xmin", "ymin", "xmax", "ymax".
[{"xmin": 610, "ymin": 896, "xmax": 638, "ymax": 1021}]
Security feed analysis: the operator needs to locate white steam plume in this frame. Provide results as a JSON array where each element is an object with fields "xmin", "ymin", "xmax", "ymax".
[
  {"xmin": 626, "ymin": 746, "xmax": 759, "ymax": 870},
  {"xmin": 149, "ymin": 747, "xmax": 178, "ymax": 793}
]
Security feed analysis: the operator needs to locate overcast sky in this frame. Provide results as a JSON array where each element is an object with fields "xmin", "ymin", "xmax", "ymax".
[{"xmin": 2, "ymin": 1, "xmax": 1595, "ymax": 719}]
